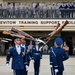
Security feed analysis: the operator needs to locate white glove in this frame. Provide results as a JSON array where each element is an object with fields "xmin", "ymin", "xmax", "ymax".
[
  {"xmin": 25, "ymin": 65, "xmax": 29, "ymax": 71},
  {"xmin": 55, "ymin": 69, "xmax": 58, "ymax": 73},
  {"xmin": 50, "ymin": 65, "xmax": 52, "ymax": 68},
  {"xmin": 6, "ymin": 63, "xmax": 10, "ymax": 67}
]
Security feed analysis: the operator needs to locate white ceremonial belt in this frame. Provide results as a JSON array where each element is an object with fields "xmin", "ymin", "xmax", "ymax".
[
  {"xmin": 24, "ymin": 62, "xmax": 27, "ymax": 64},
  {"xmin": 34, "ymin": 53, "xmax": 40, "ymax": 55},
  {"xmin": 6, "ymin": 61, "xmax": 9, "ymax": 63},
  {"xmin": 50, "ymin": 62, "xmax": 53, "ymax": 63},
  {"xmin": 54, "ymin": 66, "xmax": 58, "ymax": 67}
]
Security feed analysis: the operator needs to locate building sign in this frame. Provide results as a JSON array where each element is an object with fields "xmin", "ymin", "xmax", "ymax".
[{"xmin": 0, "ymin": 19, "xmax": 75, "ymax": 26}]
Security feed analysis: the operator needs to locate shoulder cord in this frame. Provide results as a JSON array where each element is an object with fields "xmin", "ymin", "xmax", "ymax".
[{"xmin": 51, "ymin": 47, "xmax": 56, "ymax": 57}]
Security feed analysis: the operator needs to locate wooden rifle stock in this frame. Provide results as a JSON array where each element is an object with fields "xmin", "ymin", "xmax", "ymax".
[
  {"xmin": 48, "ymin": 23, "xmax": 60, "ymax": 36},
  {"xmin": 46, "ymin": 23, "xmax": 60, "ymax": 43},
  {"xmin": 11, "ymin": 27, "xmax": 34, "ymax": 40},
  {"xmin": 39, "ymin": 23, "xmax": 60, "ymax": 40},
  {"xmin": 10, "ymin": 34, "xmax": 25, "ymax": 38},
  {"xmin": 3, "ymin": 30, "xmax": 25, "ymax": 39},
  {"xmin": 3, "ymin": 30, "xmax": 18, "ymax": 35},
  {"xmin": 3, "ymin": 30, "xmax": 11, "ymax": 35},
  {"xmin": 46, "ymin": 21, "xmax": 69, "ymax": 44},
  {"xmin": 55, "ymin": 23, "xmax": 60, "ymax": 30},
  {"xmin": 3, "ymin": 30, "xmax": 34, "ymax": 40}
]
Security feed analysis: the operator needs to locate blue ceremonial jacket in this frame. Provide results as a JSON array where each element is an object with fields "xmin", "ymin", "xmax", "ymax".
[
  {"xmin": 6, "ymin": 46, "xmax": 25, "ymax": 70},
  {"xmin": 50, "ymin": 46, "xmax": 69, "ymax": 72},
  {"xmin": 32, "ymin": 45, "xmax": 42, "ymax": 60}
]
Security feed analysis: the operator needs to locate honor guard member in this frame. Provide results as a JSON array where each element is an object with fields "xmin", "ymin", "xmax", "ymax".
[
  {"xmin": 6, "ymin": 38, "xmax": 26, "ymax": 75},
  {"xmin": 50, "ymin": 37, "xmax": 69, "ymax": 75},
  {"xmin": 21, "ymin": 38, "xmax": 32, "ymax": 75},
  {"xmin": 32, "ymin": 40, "xmax": 43, "ymax": 75}
]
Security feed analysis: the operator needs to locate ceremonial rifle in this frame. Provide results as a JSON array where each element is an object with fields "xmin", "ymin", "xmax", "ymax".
[
  {"xmin": 39, "ymin": 22, "xmax": 60, "ymax": 42},
  {"xmin": 3, "ymin": 30, "xmax": 25, "ymax": 39},
  {"xmin": 11, "ymin": 27, "xmax": 34, "ymax": 40},
  {"xmin": 2, "ymin": 21, "xmax": 68, "ymax": 45},
  {"xmin": 46, "ymin": 21, "xmax": 69, "ymax": 44}
]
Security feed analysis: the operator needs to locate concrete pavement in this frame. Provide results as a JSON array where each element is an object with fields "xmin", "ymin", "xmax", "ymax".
[{"xmin": 0, "ymin": 55, "xmax": 75, "ymax": 75}]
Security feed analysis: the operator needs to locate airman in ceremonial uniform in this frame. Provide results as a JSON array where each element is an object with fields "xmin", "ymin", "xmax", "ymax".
[
  {"xmin": 32, "ymin": 40, "xmax": 43, "ymax": 75},
  {"xmin": 21, "ymin": 39, "xmax": 32, "ymax": 75},
  {"xmin": 6, "ymin": 38, "xmax": 26, "ymax": 75},
  {"xmin": 50, "ymin": 37, "xmax": 69, "ymax": 75}
]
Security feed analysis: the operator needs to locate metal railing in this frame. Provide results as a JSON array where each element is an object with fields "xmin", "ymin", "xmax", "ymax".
[{"xmin": 0, "ymin": 8, "xmax": 75, "ymax": 19}]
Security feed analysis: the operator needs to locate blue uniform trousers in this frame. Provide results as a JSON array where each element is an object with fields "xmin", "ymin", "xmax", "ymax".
[
  {"xmin": 57, "ymin": 71, "xmax": 63, "ymax": 75},
  {"xmin": 22, "ymin": 67, "xmax": 26, "ymax": 75},
  {"xmin": 15, "ymin": 70, "xmax": 23, "ymax": 75},
  {"xmin": 34, "ymin": 60, "xmax": 40, "ymax": 75}
]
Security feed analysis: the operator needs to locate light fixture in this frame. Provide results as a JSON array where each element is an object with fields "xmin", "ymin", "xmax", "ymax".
[{"xmin": 20, "ymin": 26, "xmax": 24, "ymax": 29}]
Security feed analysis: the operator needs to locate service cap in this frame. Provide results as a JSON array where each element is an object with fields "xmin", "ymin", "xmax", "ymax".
[
  {"xmin": 14, "ymin": 38, "xmax": 21, "ymax": 41},
  {"xmin": 55, "ymin": 37, "xmax": 63, "ymax": 45}
]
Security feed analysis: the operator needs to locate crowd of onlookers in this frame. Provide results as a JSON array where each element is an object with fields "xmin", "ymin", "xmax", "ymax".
[{"xmin": 0, "ymin": 2, "xmax": 75, "ymax": 18}]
